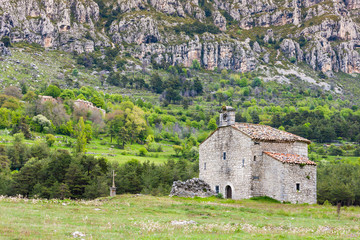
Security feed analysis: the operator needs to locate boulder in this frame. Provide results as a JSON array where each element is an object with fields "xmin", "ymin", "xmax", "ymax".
[{"xmin": 169, "ymin": 178, "xmax": 216, "ymax": 198}]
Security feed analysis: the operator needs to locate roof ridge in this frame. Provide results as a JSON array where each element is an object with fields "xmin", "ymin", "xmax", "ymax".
[
  {"xmin": 234, "ymin": 122, "xmax": 311, "ymax": 144},
  {"xmin": 264, "ymin": 151, "xmax": 316, "ymax": 166}
]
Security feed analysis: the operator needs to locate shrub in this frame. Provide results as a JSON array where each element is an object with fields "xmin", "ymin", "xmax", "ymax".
[
  {"xmin": 45, "ymin": 134, "xmax": 56, "ymax": 147},
  {"xmin": 139, "ymin": 147, "xmax": 148, "ymax": 156},
  {"xmin": 191, "ymin": 60, "xmax": 201, "ymax": 70},
  {"xmin": 289, "ymin": 57, "xmax": 296, "ymax": 63}
]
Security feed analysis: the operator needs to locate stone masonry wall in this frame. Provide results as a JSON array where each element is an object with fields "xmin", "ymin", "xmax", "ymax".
[
  {"xmin": 199, "ymin": 127, "xmax": 253, "ymax": 199},
  {"xmin": 260, "ymin": 155, "xmax": 317, "ymax": 204},
  {"xmin": 251, "ymin": 141, "xmax": 308, "ymax": 157}
]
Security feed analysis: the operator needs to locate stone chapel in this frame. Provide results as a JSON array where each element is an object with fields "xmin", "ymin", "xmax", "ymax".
[{"xmin": 199, "ymin": 106, "xmax": 317, "ymax": 204}]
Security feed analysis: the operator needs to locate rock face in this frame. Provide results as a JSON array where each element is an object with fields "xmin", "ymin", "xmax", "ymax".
[
  {"xmin": 169, "ymin": 178, "xmax": 216, "ymax": 198},
  {"xmin": 0, "ymin": 0, "xmax": 109, "ymax": 53},
  {"xmin": 2, "ymin": 0, "xmax": 360, "ymax": 74}
]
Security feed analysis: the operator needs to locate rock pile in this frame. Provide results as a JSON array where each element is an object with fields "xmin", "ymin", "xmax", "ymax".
[{"xmin": 169, "ymin": 178, "xmax": 216, "ymax": 198}]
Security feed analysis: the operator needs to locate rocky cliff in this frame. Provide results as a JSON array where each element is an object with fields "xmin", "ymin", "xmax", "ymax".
[{"xmin": 2, "ymin": 0, "xmax": 360, "ymax": 75}]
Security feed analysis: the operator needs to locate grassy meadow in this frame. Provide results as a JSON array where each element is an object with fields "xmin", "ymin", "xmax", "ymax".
[{"xmin": 0, "ymin": 195, "xmax": 359, "ymax": 239}]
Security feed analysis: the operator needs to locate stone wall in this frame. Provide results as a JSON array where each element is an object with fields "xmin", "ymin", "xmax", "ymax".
[
  {"xmin": 199, "ymin": 126, "xmax": 253, "ymax": 199},
  {"xmin": 169, "ymin": 178, "xmax": 216, "ymax": 198},
  {"xmin": 251, "ymin": 141, "xmax": 308, "ymax": 157},
  {"xmin": 74, "ymin": 99, "xmax": 106, "ymax": 117},
  {"xmin": 258, "ymin": 154, "xmax": 316, "ymax": 204}
]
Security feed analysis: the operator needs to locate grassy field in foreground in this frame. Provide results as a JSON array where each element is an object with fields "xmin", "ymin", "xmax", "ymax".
[{"xmin": 0, "ymin": 195, "xmax": 359, "ymax": 239}]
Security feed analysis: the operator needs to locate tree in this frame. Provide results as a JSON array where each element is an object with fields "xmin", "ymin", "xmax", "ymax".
[
  {"xmin": 251, "ymin": 77, "xmax": 263, "ymax": 88},
  {"xmin": 1, "ymin": 36, "xmax": 11, "ymax": 47},
  {"xmin": 60, "ymin": 89, "xmax": 75, "ymax": 100},
  {"xmin": 90, "ymin": 95, "xmax": 105, "ymax": 108},
  {"xmin": 45, "ymin": 134, "xmax": 56, "ymax": 147},
  {"xmin": 75, "ymin": 117, "xmax": 87, "ymax": 154},
  {"xmin": 149, "ymin": 73, "xmax": 163, "ymax": 93},
  {"xmin": 65, "ymin": 160, "xmax": 89, "ymax": 199},
  {"xmin": 44, "ymin": 85, "xmax": 61, "ymax": 98},
  {"xmin": 173, "ymin": 145, "xmax": 183, "ymax": 157},
  {"xmin": 31, "ymin": 114, "xmax": 52, "ymax": 133},
  {"xmin": 22, "ymin": 91, "xmax": 38, "ymax": 102},
  {"xmin": 7, "ymin": 133, "xmax": 30, "ymax": 170},
  {"xmin": 191, "ymin": 60, "xmax": 201, "ymax": 70},
  {"xmin": 106, "ymin": 105, "xmax": 147, "ymax": 148},
  {"xmin": 12, "ymin": 158, "xmax": 44, "ymax": 197},
  {"xmin": 207, "ymin": 118, "xmax": 217, "ymax": 130},
  {"xmin": 11, "ymin": 118, "xmax": 32, "ymax": 139},
  {"xmin": 107, "ymin": 72, "xmax": 121, "ymax": 86},
  {"xmin": 193, "ymin": 78, "xmax": 203, "ymax": 94}
]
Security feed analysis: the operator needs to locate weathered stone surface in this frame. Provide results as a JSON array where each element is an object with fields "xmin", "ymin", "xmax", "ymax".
[
  {"xmin": 1, "ymin": 0, "xmax": 360, "ymax": 74},
  {"xmin": 169, "ymin": 178, "xmax": 216, "ymax": 198}
]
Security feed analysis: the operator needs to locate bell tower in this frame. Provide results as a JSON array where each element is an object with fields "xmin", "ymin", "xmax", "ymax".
[{"xmin": 219, "ymin": 106, "xmax": 236, "ymax": 127}]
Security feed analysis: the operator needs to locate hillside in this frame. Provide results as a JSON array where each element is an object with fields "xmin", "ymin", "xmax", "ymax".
[
  {"xmin": 0, "ymin": 0, "xmax": 360, "ymax": 207},
  {"xmin": 0, "ymin": 195, "xmax": 359, "ymax": 239},
  {"xmin": 2, "ymin": 0, "xmax": 360, "ymax": 78}
]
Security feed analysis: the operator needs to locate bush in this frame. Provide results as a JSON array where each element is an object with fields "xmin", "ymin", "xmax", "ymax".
[
  {"xmin": 139, "ymin": 147, "xmax": 148, "ymax": 156},
  {"xmin": 173, "ymin": 21, "xmax": 220, "ymax": 36},
  {"xmin": 45, "ymin": 134, "xmax": 56, "ymax": 147},
  {"xmin": 289, "ymin": 57, "xmax": 296, "ymax": 63}
]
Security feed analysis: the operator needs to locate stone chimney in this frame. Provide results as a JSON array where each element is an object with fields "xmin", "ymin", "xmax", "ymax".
[{"xmin": 219, "ymin": 106, "xmax": 236, "ymax": 127}]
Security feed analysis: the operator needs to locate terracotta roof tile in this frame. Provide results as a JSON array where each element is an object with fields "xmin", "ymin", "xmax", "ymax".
[
  {"xmin": 264, "ymin": 151, "xmax": 316, "ymax": 165},
  {"xmin": 233, "ymin": 123, "xmax": 311, "ymax": 144}
]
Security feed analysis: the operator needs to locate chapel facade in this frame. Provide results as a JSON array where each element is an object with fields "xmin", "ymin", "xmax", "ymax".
[{"xmin": 199, "ymin": 106, "xmax": 317, "ymax": 204}]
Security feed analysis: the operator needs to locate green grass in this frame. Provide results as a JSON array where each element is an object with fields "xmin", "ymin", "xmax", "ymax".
[
  {"xmin": 0, "ymin": 132, "xmax": 178, "ymax": 165},
  {"xmin": 0, "ymin": 195, "xmax": 359, "ymax": 239}
]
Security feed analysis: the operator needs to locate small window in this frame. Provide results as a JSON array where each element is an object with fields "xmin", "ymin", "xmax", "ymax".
[
  {"xmin": 223, "ymin": 152, "xmax": 226, "ymax": 160},
  {"xmin": 242, "ymin": 159, "xmax": 245, "ymax": 167},
  {"xmin": 254, "ymin": 142, "xmax": 260, "ymax": 145},
  {"xmin": 253, "ymin": 156, "xmax": 256, "ymax": 161},
  {"xmin": 215, "ymin": 186, "xmax": 219, "ymax": 194},
  {"xmin": 296, "ymin": 183, "xmax": 300, "ymax": 191},
  {"xmin": 204, "ymin": 162, "xmax": 206, "ymax": 170}
]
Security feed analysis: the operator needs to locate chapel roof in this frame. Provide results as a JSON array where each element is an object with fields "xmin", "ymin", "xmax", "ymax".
[
  {"xmin": 232, "ymin": 123, "xmax": 311, "ymax": 144},
  {"xmin": 264, "ymin": 151, "xmax": 316, "ymax": 165}
]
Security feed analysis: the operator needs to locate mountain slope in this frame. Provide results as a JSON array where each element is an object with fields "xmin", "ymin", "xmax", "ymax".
[{"xmin": 1, "ymin": 0, "xmax": 360, "ymax": 77}]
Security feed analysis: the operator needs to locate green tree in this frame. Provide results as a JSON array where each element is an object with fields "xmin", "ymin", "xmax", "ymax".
[
  {"xmin": 150, "ymin": 73, "xmax": 163, "ymax": 94},
  {"xmin": 1, "ymin": 36, "xmax": 11, "ymax": 47},
  {"xmin": 44, "ymin": 85, "xmax": 61, "ymax": 98},
  {"xmin": 7, "ymin": 133, "xmax": 30, "ymax": 170},
  {"xmin": 207, "ymin": 118, "xmax": 217, "ymax": 130},
  {"xmin": 191, "ymin": 60, "xmax": 201, "ymax": 70},
  {"xmin": 75, "ymin": 117, "xmax": 87, "ymax": 154},
  {"xmin": 31, "ymin": 114, "xmax": 52, "ymax": 133},
  {"xmin": 45, "ymin": 134, "xmax": 56, "ymax": 147},
  {"xmin": 90, "ymin": 95, "xmax": 105, "ymax": 108},
  {"xmin": 193, "ymin": 78, "xmax": 203, "ymax": 94},
  {"xmin": 60, "ymin": 89, "xmax": 75, "ymax": 100},
  {"xmin": 65, "ymin": 160, "xmax": 89, "ymax": 199},
  {"xmin": 173, "ymin": 145, "xmax": 183, "ymax": 157}
]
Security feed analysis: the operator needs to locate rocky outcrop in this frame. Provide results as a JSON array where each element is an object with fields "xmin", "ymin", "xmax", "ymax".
[
  {"xmin": 2, "ymin": 0, "xmax": 360, "ymax": 74},
  {"xmin": 280, "ymin": 39, "xmax": 303, "ymax": 62},
  {"xmin": 169, "ymin": 178, "xmax": 216, "ymax": 198},
  {"xmin": 0, "ymin": 0, "xmax": 109, "ymax": 53}
]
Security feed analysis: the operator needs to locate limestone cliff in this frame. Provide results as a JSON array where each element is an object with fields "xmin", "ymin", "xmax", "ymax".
[{"xmin": 2, "ymin": 0, "xmax": 360, "ymax": 75}]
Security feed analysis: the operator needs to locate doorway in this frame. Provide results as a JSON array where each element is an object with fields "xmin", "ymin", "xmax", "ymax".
[{"xmin": 225, "ymin": 185, "xmax": 232, "ymax": 199}]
